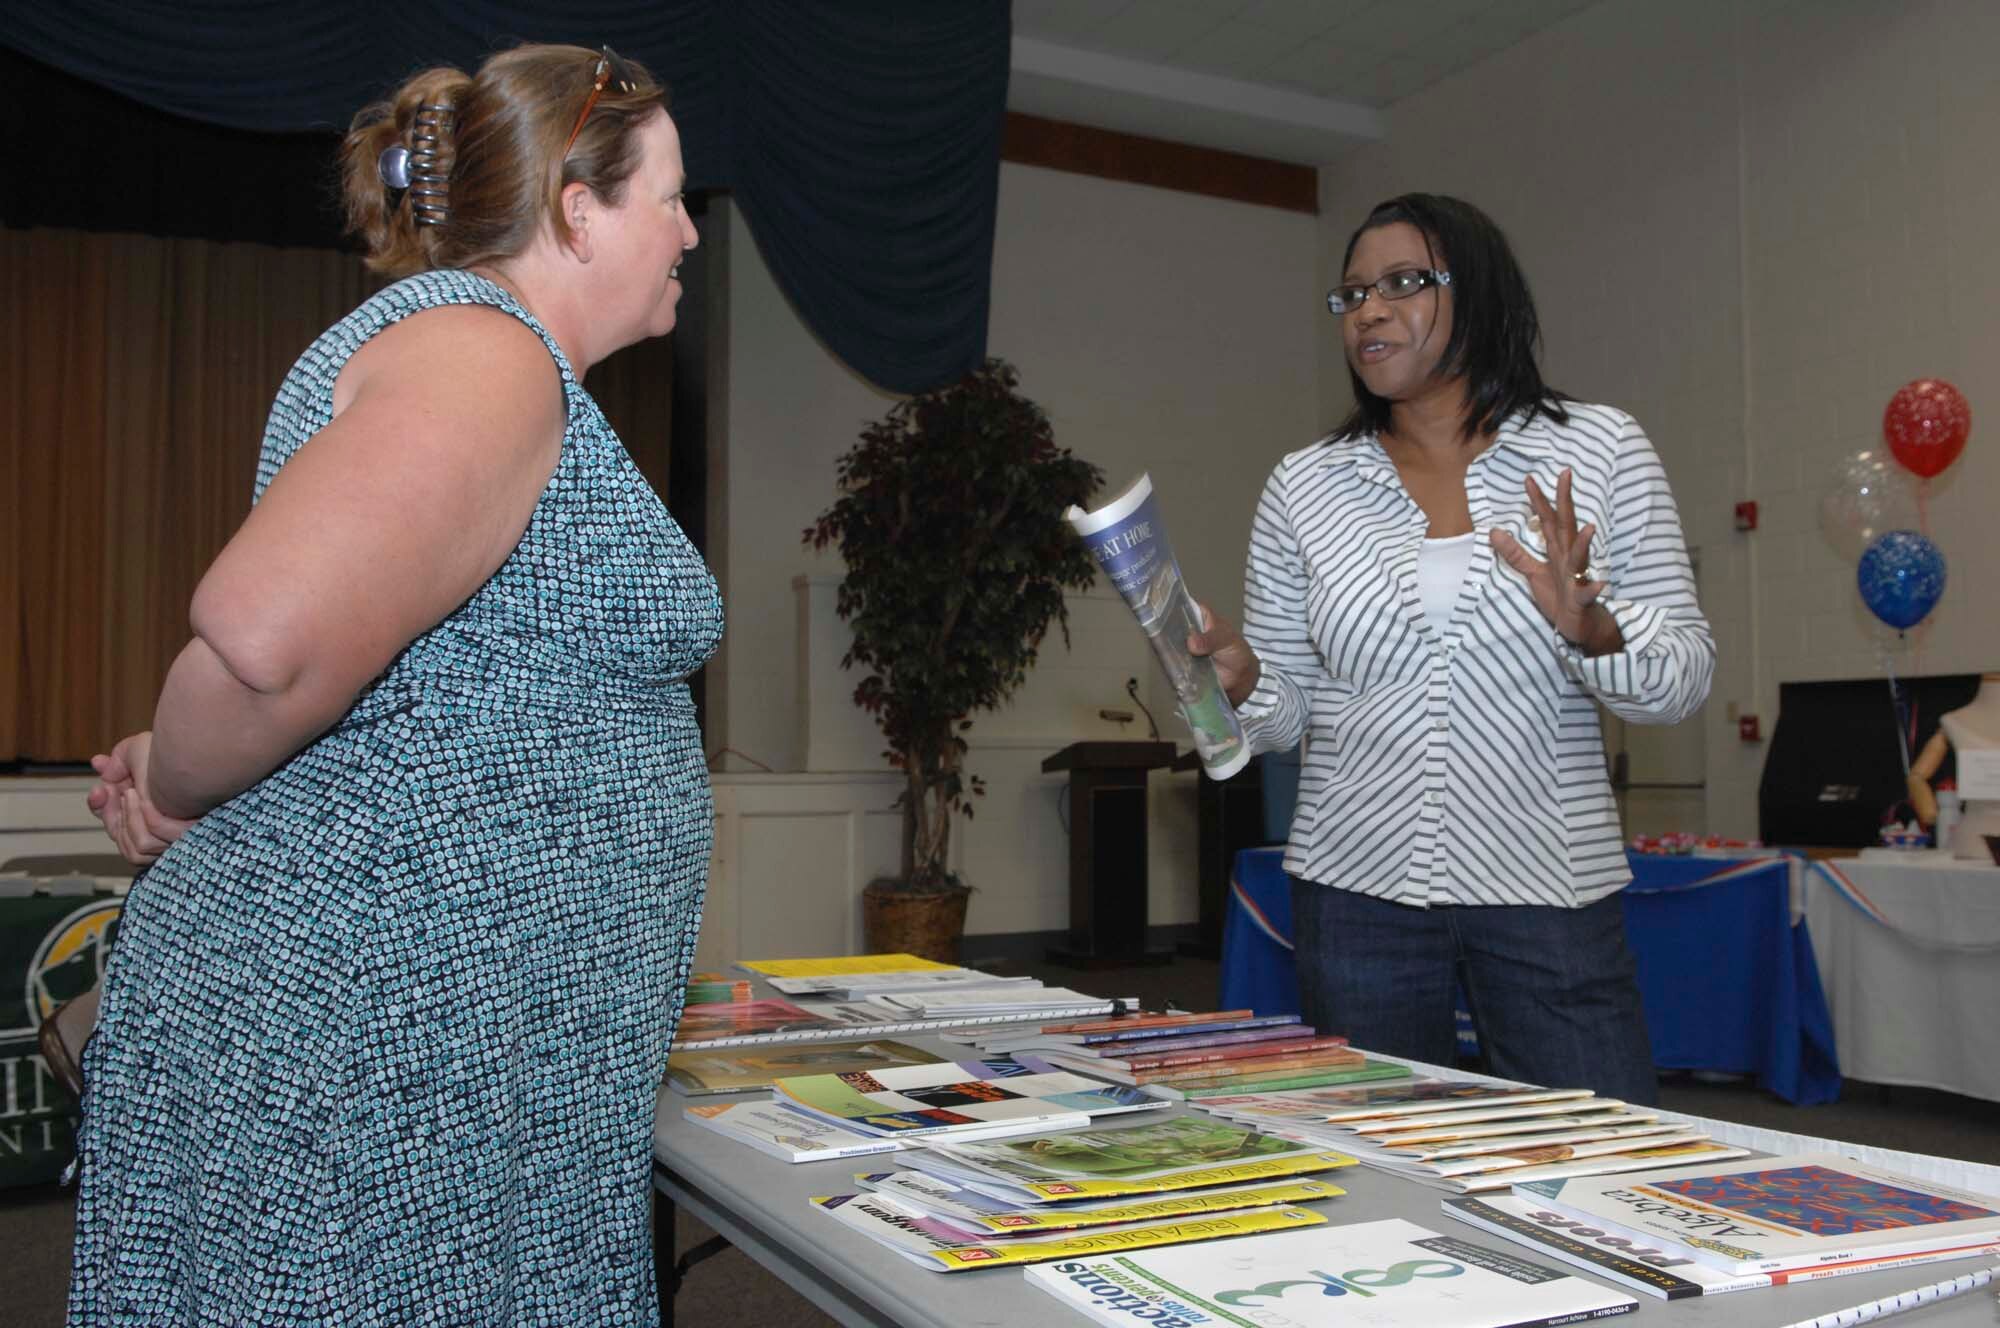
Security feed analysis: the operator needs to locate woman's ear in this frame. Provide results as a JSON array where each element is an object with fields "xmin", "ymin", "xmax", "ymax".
[{"xmin": 560, "ymin": 181, "xmax": 595, "ymax": 263}]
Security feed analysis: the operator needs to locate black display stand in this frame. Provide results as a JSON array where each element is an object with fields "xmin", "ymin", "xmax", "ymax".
[
  {"xmin": 1042, "ymin": 741, "xmax": 1178, "ymax": 968},
  {"xmin": 1170, "ymin": 749, "xmax": 1269, "ymax": 959}
]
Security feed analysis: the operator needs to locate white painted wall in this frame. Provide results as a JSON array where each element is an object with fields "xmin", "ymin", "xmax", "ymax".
[
  {"xmin": 709, "ymin": 162, "xmax": 1319, "ymax": 934},
  {"xmin": 1317, "ymin": 0, "xmax": 2000, "ymax": 839}
]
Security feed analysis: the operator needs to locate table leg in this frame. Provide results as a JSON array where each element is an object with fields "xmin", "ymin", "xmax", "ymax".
[{"xmin": 654, "ymin": 1166, "xmax": 731, "ymax": 1327}]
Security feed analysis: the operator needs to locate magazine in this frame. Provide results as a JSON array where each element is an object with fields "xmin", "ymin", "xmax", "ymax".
[
  {"xmin": 682, "ymin": 1101, "xmax": 905, "ymax": 1164},
  {"xmin": 1023, "ymin": 1216, "xmax": 1638, "ymax": 1327},
  {"xmin": 664, "ymin": 1038, "xmax": 936, "ymax": 1095},
  {"xmin": 857, "ymin": 1168, "xmax": 1347, "ymax": 1234},
  {"xmin": 811, "ymin": 1191, "xmax": 1325, "ymax": 1272},
  {"xmin": 1065, "ymin": 473, "xmax": 1248, "ymax": 779},
  {"xmin": 771, "ymin": 1058, "xmax": 1171, "ymax": 1140},
  {"xmin": 962, "ymin": 1012, "xmax": 1301, "ymax": 1053},
  {"xmin": 906, "ymin": 1115, "xmax": 1356, "ymax": 1204},
  {"xmin": 1383, "ymin": 1132, "xmax": 1713, "ymax": 1188},
  {"xmin": 1519, "ymin": 1152, "xmax": 2000, "ymax": 1275}
]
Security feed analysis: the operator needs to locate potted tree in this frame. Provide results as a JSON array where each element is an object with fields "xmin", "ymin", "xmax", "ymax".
[{"xmin": 804, "ymin": 358, "xmax": 1103, "ymax": 962}]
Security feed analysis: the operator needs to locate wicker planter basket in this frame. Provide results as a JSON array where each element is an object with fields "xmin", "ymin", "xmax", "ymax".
[{"xmin": 860, "ymin": 880, "xmax": 971, "ymax": 965}]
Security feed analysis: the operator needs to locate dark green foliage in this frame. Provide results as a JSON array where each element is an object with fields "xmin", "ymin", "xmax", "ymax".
[{"xmin": 804, "ymin": 359, "xmax": 1103, "ymax": 892}]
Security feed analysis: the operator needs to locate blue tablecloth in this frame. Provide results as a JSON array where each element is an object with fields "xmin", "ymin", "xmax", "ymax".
[{"xmin": 1220, "ymin": 848, "xmax": 1841, "ymax": 1105}]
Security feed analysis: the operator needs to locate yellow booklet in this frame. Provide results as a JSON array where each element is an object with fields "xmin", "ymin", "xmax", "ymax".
[
  {"xmin": 811, "ymin": 1193, "xmax": 1328, "ymax": 1272},
  {"xmin": 736, "ymin": 953, "xmax": 954, "ymax": 978}
]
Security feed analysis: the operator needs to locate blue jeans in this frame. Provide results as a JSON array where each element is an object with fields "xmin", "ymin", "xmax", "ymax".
[{"xmin": 1289, "ymin": 881, "xmax": 1659, "ymax": 1105}]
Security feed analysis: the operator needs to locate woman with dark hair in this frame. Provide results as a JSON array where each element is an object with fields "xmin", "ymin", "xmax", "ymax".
[
  {"xmin": 72, "ymin": 42, "xmax": 719, "ymax": 1324},
  {"xmin": 1193, "ymin": 194, "xmax": 1712, "ymax": 1102}
]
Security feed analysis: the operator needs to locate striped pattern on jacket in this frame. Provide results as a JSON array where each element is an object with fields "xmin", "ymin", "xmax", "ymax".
[{"xmin": 1238, "ymin": 401, "xmax": 1713, "ymax": 907}]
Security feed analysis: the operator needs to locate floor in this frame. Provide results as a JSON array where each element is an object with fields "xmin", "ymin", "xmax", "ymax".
[{"xmin": 6, "ymin": 952, "xmax": 1996, "ymax": 1327}]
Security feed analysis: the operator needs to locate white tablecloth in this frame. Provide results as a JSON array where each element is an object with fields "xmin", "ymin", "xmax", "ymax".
[{"xmin": 1806, "ymin": 852, "xmax": 2000, "ymax": 1103}]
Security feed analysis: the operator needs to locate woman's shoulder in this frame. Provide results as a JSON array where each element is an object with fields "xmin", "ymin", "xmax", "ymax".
[
  {"xmin": 1517, "ymin": 400, "xmax": 1650, "ymax": 460},
  {"xmin": 1269, "ymin": 430, "xmax": 1371, "ymax": 482}
]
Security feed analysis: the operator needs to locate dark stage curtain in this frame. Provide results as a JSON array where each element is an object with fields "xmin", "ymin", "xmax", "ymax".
[{"xmin": 1, "ymin": 1, "xmax": 1009, "ymax": 395}]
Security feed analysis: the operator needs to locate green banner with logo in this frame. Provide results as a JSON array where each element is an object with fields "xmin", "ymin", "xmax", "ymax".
[{"xmin": 1, "ymin": 891, "xmax": 122, "ymax": 1187}]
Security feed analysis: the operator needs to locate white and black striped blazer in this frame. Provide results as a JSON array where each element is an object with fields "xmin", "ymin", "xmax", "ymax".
[{"xmin": 1239, "ymin": 402, "xmax": 1713, "ymax": 907}]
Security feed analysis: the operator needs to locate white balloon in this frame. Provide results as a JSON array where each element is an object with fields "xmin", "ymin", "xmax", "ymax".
[{"xmin": 1820, "ymin": 448, "xmax": 1921, "ymax": 562}]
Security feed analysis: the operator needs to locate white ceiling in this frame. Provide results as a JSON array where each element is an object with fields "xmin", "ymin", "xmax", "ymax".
[{"xmin": 1008, "ymin": 0, "xmax": 1604, "ymax": 163}]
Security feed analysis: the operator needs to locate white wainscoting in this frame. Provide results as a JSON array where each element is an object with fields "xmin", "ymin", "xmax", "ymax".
[{"xmin": 0, "ymin": 777, "xmax": 103, "ymax": 864}]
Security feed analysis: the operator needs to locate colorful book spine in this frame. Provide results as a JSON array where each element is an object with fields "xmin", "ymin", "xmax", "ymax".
[
  {"xmin": 1120, "ymin": 1035, "xmax": 1352, "ymax": 1072},
  {"xmin": 1142, "ymin": 1048, "xmax": 1364, "ymax": 1086},
  {"xmin": 1086, "ymin": 1024, "xmax": 1326, "ymax": 1059},
  {"xmin": 1182, "ymin": 1061, "xmax": 1412, "ymax": 1097}
]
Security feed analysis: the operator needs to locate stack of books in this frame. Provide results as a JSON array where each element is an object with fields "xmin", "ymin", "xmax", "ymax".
[
  {"xmin": 1444, "ymin": 1152, "xmax": 2000, "ymax": 1299},
  {"xmin": 951, "ymin": 1009, "xmax": 1412, "ymax": 1097},
  {"xmin": 683, "ymin": 972, "xmax": 753, "ymax": 1005},
  {"xmin": 807, "ymin": 1114, "xmax": 1358, "ymax": 1271},
  {"xmin": 1194, "ymin": 1079, "xmax": 1747, "ymax": 1192}
]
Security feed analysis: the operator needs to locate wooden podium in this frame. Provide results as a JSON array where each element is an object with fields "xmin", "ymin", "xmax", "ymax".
[
  {"xmin": 1170, "ymin": 748, "xmax": 1267, "ymax": 959},
  {"xmin": 1041, "ymin": 741, "xmax": 1178, "ymax": 967}
]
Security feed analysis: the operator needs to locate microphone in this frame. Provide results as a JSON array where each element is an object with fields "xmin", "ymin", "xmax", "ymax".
[{"xmin": 1125, "ymin": 677, "xmax": 1160, "ymax": 740}]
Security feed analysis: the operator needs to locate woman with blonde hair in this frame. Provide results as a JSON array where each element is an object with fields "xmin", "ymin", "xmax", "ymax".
[{"xmin": 72, "ymin": 42, "xmax": 719, "ymax": 1324}]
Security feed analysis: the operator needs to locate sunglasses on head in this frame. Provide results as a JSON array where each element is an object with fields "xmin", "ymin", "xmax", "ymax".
[{"xmin": 560, "ymin": 46, "xmax": 640, "ymax": 160}]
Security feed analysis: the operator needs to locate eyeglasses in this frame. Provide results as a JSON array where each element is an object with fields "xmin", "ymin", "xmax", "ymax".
[
  {"xmin": 1326, "ymin": 268, "xmax": 1452, "ymax": 315},
  {"xmin": 560, "ymin": 46, "xmax": 639, "ymax": 160}
]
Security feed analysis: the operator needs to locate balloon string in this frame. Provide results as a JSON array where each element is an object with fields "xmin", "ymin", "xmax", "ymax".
[
  {"xmin": 1884, "ymin": 643, "xmax": 1912, "ymax": 776},
  {"xmin": 1918, "ymin": 476, "xmax": 1931, "ymax": 537}
]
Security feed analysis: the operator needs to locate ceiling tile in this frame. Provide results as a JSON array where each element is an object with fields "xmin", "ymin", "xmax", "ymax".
[{"xmin": 1160, "ymin": 22, "xmax": 1302, "ymax": 81}]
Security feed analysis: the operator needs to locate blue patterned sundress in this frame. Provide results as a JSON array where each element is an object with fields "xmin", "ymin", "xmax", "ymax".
[{"xmin": 69, "ymin": 269, "xmax": 723, "ymax": 1326}]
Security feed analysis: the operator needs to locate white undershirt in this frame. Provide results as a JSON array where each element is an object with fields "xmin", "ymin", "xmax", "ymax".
[{"xmin": 1417, "ymin": 532, "xmax": 1478, "ymax": 630}]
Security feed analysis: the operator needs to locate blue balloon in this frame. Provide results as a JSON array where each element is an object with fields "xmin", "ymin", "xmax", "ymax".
[{"xmin": 1857, "ymin": 531, "xmax": 1946, "ymax": 629}]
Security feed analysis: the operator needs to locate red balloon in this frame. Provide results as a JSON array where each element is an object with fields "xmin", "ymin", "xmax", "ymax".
[{"xmin": 1883, "ymin": 378, "xmax": 1971, "ymax": 478}]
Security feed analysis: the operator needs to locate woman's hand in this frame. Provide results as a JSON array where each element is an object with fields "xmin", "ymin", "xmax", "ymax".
[
  {"xmin": 87, "ymin": 731, "xmax": 195, "ymax": 867},
  {"xmin": 1187, "ymin": 603, "xmax": 1263, "ymax": 708},
  {"xmin": 1490, "ymin": 468, "xmax": 1624, "ymax": 655}
]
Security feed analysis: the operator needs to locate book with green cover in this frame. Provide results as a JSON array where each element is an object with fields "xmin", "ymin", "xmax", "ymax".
[
  {"xmin": 1177, "ymin": 1058, "xmax": 1413, "ymax": 1098},
  {"xmin": 811, "ymin": 1191, "xmax": 1326, "ymax": 1271},
  {"xmin": 907, "ymin": 1115, "xmax": 1357, "ymax": 1203}
]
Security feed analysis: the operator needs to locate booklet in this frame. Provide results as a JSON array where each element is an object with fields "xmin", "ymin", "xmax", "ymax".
[
  {"xmin": 857, "ymin": 1168, "xmax": 1347, "ymax": 1234},
  {"xmin": 907, "ymin": 1115, "xmax": 1356, "ymax": 1204},
  {"xmin": 1024, "ymin": 1216, "xmax": 1637, "ymax": 1327},
  {"xmin": 771, "ymin": 1058, "xmax": 1171, "ymax": 1140},
  {"xmin": 682, "ymin": 1101, "xmax": 905, "ymax": 1164},
  {"xmin": 812, "ymin": 1191, "xmax": 1325, "ymax": 1272},
  {"xmin": 1066, "ymin": 473, "xmax": 1248, "ymax": 779},
  {"xmin": 665, "ymin": 1038, "xmax": 937, "ymax": 1096},
  {"xmin": 1192, "ymin": 1082, "xmax": 1593, "ymax": 1124}
]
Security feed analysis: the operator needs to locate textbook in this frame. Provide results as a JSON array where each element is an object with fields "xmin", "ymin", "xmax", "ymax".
[
  {"xmin": 905, "ymin": 1115, "xmax": 1357, "ymax": 1204},
  {"xmin": 770, "ymin": 1058, "xmax": 1171, "ymax": 1140},
  {"xmin": 1440, "ymin": 1195, "xmax": 2000, "ymax": 1299},
  {"xmin": 664, "ymin": 1038, "xmax": 936, "ymax": 1096},
  {"xmin": 855, "ymin": 1168, "xmax": 1347, "ymax": 1234},
  {"xmin": 682, "ymin": 1101, "xmax": 905, "ymax": 1164},
  {"xmin": 1023, "ymin": 1216, "xmax": 1638, "ymax": 1327},
  {"xmin": 811, "ymin": 1191, "xmax": 1325, "ymax": 1272},
  {"xmin": 1520, "ymin": 1153, "xmax": 2000, "ymax": 1276}
]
